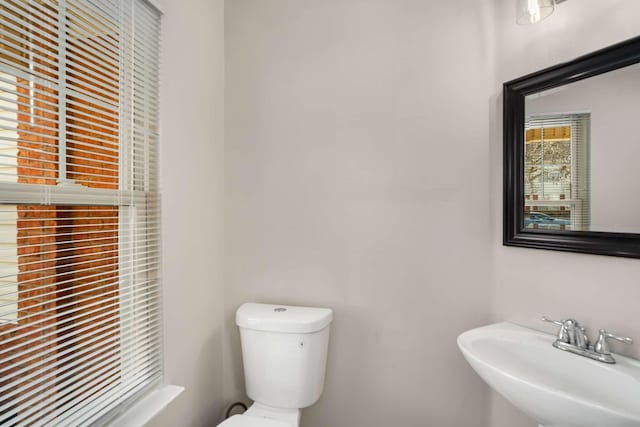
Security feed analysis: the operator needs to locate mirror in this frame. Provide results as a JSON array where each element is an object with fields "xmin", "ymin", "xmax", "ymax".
[{"xmin": 504, "ymin": 36, "xmax": 640, "ymax": 258}]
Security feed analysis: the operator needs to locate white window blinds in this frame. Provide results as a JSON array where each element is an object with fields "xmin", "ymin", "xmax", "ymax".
[
  {"xmin": 524, "ymin": 113, "xmax": 590, "ymax": 231},
  {"xmin": 0, "ymin": 0, "xmax": 161, "ymax": 425}
]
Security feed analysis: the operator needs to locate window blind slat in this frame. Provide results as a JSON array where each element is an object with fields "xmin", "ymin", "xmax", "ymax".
[
  {"xmin": 55, "ymin": 368, "xmax": 162, "ymax": 427},
  {"xmin": 12, "ymin": 337, "xmax": 161, "ymax": 426},
  {"xmin": 0, "ymin": 302, "xmax": 160, "ymax": 404},
  {"xmin": 0, "ymin": 278, "xmax": 159, "ymax": 357},
  {"xmin": 0, "ymin": 261, "xmax": 159, "ymax": 321}
]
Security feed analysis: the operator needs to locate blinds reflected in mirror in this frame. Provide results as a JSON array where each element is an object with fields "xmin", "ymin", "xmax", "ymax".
[{"xmin": 524, "ymin": 114, "xmax": 590, "ymax": 231}]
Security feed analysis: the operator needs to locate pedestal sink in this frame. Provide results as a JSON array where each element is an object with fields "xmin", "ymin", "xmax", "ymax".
[{"xmin": 457, "ymin": 322, "xmax": 640, "ymax": 427}]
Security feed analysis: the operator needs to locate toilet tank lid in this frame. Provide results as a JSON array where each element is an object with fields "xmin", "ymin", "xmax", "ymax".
[{"xmin": 236, "ymin": 303, "xmax": 333, "ymax": 333}]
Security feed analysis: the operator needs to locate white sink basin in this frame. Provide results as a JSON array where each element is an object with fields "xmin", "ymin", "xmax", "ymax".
[{"xmin": 457, "ymin": 322, "xmax": 640, "ymax": 427}]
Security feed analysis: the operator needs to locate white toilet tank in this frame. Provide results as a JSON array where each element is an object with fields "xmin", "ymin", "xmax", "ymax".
[{"xmin": 236, "ymin": 303, "xmax": 333, "ymax": 410}]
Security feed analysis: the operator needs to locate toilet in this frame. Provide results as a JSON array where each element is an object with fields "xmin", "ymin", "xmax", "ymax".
[{"xmin": 218, "ymin": 303, "xmax": 333, "ymax": 427}]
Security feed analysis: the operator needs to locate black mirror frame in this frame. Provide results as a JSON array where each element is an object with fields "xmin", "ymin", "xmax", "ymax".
[{"xmin": 503, "ymin": 36, "xmax": 640, "ymax": 258}]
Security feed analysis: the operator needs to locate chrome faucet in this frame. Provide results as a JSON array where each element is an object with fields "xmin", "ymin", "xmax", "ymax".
[{"xmin": 542, "ymin": 316, "xmax": 633, "ymax": 364}]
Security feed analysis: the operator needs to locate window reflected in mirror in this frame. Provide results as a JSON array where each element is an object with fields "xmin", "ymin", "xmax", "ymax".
[
  {"xmin": 523, "ymin": 114, "xmax": 590, "ymax": 231},
  {"xmin": 523, "ymin": 61, "xmax": 640, "ymax": 233}
]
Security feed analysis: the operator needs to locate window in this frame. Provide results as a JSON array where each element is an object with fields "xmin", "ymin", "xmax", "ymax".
[
  {"xmin": 0, "ymin": 0, "xmax": 161, "ymax": 425},
  {"xmin": 0, "ymin": 72, "xmax": 18, "ymax": 324},
  {"xmin": 524, "ymin": 114, "xmax": 590, "ymax": 231}
]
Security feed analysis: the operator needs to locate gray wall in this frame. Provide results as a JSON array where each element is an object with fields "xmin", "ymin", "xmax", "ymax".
[
  {"xmin": 224, "ymin": 1, "xmax": 495, "ymax": 426},
  {"xmin": 149, "ymin": 1, "xmax": 640, "ymax": 426},
  {"xmin": 490, "ymin": 1, "xmax": 640, "ymax": 426},
  {"xmin": 149, "ymin": 0, "xmax": 226, "ymax": 425}
]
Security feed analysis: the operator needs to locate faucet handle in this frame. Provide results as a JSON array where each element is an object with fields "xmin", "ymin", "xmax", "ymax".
[
  {"xmin": 542, "ymin": 316, "xmax": 572, "ymax": 343},
  {"xmin": 541, "ymin": 316, "xmax": 563, "ymax": 326},
  {"xmin": 594, "ymin": 329, "xmax": 633, "ymax": 355}
]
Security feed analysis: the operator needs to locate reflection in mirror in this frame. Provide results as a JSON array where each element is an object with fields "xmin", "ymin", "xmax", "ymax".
[
  {"xmin": 523, "ymin": 114, "xmax": 589, "ymax": 231},
  {"xmin": 504, "ymin": 36, "xmax": 640, "ymax": 257},
  {"xmin": 524, "ymin": 62, "xmax": 640, "ymax": 233}
]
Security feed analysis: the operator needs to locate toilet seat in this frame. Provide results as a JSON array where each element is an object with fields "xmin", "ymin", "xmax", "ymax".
[{"xmin": 218, "ymin": 414, "xmax": 292, "ymax": 427}]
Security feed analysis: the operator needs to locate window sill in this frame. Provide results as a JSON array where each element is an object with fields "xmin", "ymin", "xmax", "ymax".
[{"xmin": 105, "ymin": 385, "xmax": 184, "ymax": 427}]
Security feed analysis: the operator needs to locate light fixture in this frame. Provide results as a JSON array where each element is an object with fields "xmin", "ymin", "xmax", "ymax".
[{"xmin": 516, "ymin": 0, "xmax": 566, "ymax": 25}]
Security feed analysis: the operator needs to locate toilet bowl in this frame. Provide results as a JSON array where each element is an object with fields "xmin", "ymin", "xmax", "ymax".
[
  {"xmin": 217, "ymin": 303, "xmax": 333, "ymax": 427},
  {"xmin": 220, "ymin": 403, "xmax": 298, "ymax": 427}
]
